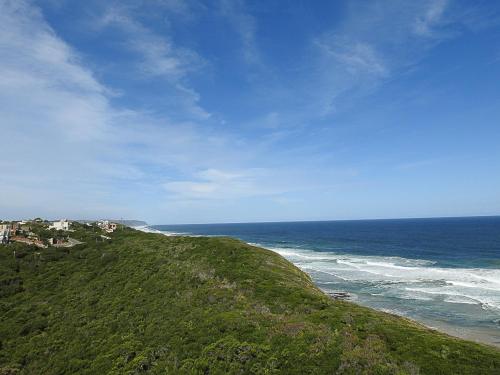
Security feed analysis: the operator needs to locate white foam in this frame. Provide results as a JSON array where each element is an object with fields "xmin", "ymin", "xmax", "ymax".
[
  {"xmin": 262, "ymin": 244, "xmax": 500, "ymax": 310},
  {"xmin": 134, "ymin": 225, "xmax": 185, "ymax": 236},
  {"xmin": 443, "ymin": 295, "xmax": 480, "ymax": 305},
  {"xmin": 134, "ymin": 225, "xmax": 162, "ymax": 233}
]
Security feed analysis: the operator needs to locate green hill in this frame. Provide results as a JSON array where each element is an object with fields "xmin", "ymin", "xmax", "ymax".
[{"xmin": 1, "ymin": 227, "xmax": 499, "ymax": 374}]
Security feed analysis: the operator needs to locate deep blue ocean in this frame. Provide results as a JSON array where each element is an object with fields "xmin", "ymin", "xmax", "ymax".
[{"xmin": 151, "ymin": 216, "xmax": 500, "ymax": 345}]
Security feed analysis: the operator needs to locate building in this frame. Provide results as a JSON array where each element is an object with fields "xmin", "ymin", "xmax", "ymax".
[
  {"xmin": 20, "ymin": 223, "xmax": 31, "ymax": 232},
  {"xmin": 0, "ymin": 222, "xmax": 19, "ymax": 236},
  {"xmin": 97, "ymin": 220, "xmax": 118, "ymax": 233},
  {"xmin": 49, "ymin": 219, "xmax": 70, "ymax": 231},
  {"xmin": 1, "ymin": 230, "xmax": 9, "ymax": 244},
  {"xmin": 47, "ymin": 237, "xmax": 67, "ymax": 246}
]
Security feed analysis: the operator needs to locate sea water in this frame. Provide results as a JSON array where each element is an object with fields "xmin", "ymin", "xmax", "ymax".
[{"xmin": 152, "ymin": 217, "xmax": 500, "ymax": 346}]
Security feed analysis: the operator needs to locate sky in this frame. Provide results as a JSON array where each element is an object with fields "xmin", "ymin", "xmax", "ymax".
[{"xmin": 1, "ymin": 0, "xmax": 500, "ymax": 224}]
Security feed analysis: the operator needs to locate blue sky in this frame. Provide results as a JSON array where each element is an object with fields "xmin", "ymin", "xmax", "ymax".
[{"xmin": 1, "ymin": 0, "xmax": 500, "ymax": 224}]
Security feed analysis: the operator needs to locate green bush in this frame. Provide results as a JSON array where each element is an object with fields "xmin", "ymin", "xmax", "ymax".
[{"xmin": 0, "ymin": 229, "xmax": 499, "ymax": 374}]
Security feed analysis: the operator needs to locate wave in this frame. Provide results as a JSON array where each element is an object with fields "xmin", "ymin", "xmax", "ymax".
[
  {"xmin": 262, "ymin": 244, "xmax": 500, "ymax": 310},
  {"xmin": 134, "ymin": 225, "xmax": 185, "ymax": 236},
  {"xmin": 136, "ymin": 226, "xmax": 215, "ymax": 237}
]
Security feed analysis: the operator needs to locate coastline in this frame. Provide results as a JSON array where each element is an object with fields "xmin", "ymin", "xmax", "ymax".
[
  {"xmin": 4, "ymin": 225, "xmax": 500, "ymax": 373},
  {"xmin": 418, "ymin": 318, "xmax": 500, "ymax": 348},
  {"xmin": 136, "ymin": 225, "xmax": 500, "ymax": 348}
]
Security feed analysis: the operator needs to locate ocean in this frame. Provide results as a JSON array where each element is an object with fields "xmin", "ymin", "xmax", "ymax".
[{"xmin": 151, "ymin": 216, "xmax": 500, "ymax": 346}]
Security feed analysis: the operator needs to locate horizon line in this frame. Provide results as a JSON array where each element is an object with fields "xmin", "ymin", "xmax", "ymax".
[{"xmin": 149, "ymin": 214, "xmax": 500, "ymax": 226}]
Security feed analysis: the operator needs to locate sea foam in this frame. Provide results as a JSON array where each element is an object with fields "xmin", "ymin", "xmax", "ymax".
[{"xmin": 265, "ymin": 245, "xmax": 500, "ymax": 311}]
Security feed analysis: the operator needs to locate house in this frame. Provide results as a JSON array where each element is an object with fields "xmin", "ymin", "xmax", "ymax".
[
  {"xmin": 1, "ymin": 230, "xmax": 9, "ymax": 244},
  {"xmin": 49, "ymin": 219, "xmax": 70, "ymax": 231},
  {"xmin": 0, "ymin": 222, "xmax": 19, "ymax": 236},
  {"xmin": 97, "ymin": 220, "xmax": 118, "ymax": 233},
  {"xmin": 47, "ymin": 237, "xmax": 67, "ymax": 246},
  {"xmin": 20, "ymin": 224, "xmax": 31, "ymax": 232},
  {"xmin": 97, "ymin": 220, "xmax": 108, "ymax": 228}
]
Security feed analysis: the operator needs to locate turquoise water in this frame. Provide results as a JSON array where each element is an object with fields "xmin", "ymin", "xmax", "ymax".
[{"xmin": 152, "ymin": 217, "xmax": 500, "ymax": 345}]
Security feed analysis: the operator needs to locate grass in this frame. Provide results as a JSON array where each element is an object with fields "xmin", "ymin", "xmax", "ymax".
[{"xmin": 1, "ymin": 227, "xmax": 499, "ymax": 374}]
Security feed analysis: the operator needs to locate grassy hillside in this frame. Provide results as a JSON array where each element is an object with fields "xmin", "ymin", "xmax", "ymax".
[{"xmin": 1, "ymin": 228, "xmax": 499, "ymax": 374}]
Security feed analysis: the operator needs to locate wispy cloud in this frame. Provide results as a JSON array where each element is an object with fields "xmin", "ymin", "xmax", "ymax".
[
  {"xmin": 219, "ymin": 0, "xmax": 261, "ymax": 66},
  {"xmin": 314, "ymin": 37, "xmax": 388, "ymax": 83},
  {"xmin": 97, "ymin": 5, "xmax": 203, "ymax": 80},
  {"xmin": 413, "ymin": 0, "xmax": 449, "ymax": 37},
  {"xmin": 91, "ymin": 3, "xmax": 211, "ymax": 121},
  {"xmin": 0, "ymin": 0, "xmax": 232, "ymax": 218},
  {"xmin": 3, "ymin": 0, "xmax": 324, "ymax": 222},
  {"xmin": 394, "ymin": 159, "xmax": 441, "ymax": 171},
  {"xmin": 0, "ymin": 0, "xmax": 109, "ymax": 141},
  {"xmin": 307, "ymin": 0, "xmax": 459, "ymax": 116},
  {"xmin": 163, "ymin": 168, "xmax": 273, "ymax": 200},
  {"xmin": 308, "ymin": 41, "xmax": 385, "ymax": 116}
]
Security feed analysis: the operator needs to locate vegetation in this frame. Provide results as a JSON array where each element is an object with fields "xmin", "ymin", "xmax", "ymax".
[{"xmin": 0, "ymin": 227, "xmax": 499, "ymax": 374}]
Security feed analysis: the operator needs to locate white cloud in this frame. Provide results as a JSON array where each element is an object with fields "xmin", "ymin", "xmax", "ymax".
[
  {"xmin": 414, "ymin": 0, "xmax": 449, "ymax": 37},
  {"xmin": 174, "ymin": 84, "xmax": 212, "ymax": 120},
  {"xmin": 0, "ymin": 0, "xmax": 233, "ymax": 219},
  {"xmin": 93, "ymin": 4, "xmax": 210, "ymax": 121},
  {"xmin": 163, "ymin": 168, "xmax": 271, "ymax": 200},
  {"xmin": 0, "ymin": 1, "xmax": 104, "ymax": 94},
  {"xmin": 161, "ymin": 164, "xmax": 357, "ymax": 205},
  {"xmin": 2, "ymin": 0, "xmax": 319, "ymax": 222},
  {"xmin": 306, "ymin": 0, "xmax": 459, "ymax": 116},
  {"xmin": 219, "ymin": 0, "xmax": 261, "ymax": 66},
  {"xmin": 97, "ymin": 6, "xmax": 202, "ymax": 81},
  {"xmin": 0, "ymin": 0, "xmax": 109, "ymax": 142},
  {"xmin": 315, "ymin": 38, "xmax": 388, "ymax": 78}
]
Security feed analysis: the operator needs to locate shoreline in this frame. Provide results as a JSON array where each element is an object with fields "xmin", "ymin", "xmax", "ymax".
[
  {"xmin": 417, "ymin": 317, "xmax": 500, "ymax": 348},
  {"xmin": 135, "ymin": 226, "xmax": 500, "ymax": 348},
  {"xmin": 338, "ymin": 295, "xmax": 500, "ymax": 348}
]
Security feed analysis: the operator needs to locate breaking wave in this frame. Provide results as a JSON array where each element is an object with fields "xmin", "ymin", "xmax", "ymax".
[
  {"xmin": 263, "ymin": 245, "xmax": 500, "ymax": 311},
  {"xmin": 134, "ymin": 225, "xmax": 185, "ymax": 236}
]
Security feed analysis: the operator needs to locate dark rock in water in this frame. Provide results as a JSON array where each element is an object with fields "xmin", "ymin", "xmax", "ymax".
[{"xmin": 327, "ymin": 291, "xmax": 351, "ymax": 300}]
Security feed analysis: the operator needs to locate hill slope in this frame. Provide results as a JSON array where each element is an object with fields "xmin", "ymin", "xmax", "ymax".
[{"xmin": 1, "ymin": 228, "xmax": 499, "ymax": 374}]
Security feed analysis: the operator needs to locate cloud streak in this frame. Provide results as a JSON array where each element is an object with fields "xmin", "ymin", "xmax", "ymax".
[
  {"xmin": 163, "ymin": 168, "xmax": 274, "ymax": 200},
  {"xmin": 0, "ymin": 0, "xmax": 235, "ymax": 219},
  {"xmin": 302, "ymin": 0, "xmax": 466, "ymax": 117},
  {"xmin": 97, "ymin": 6, "xmax": 202, "ymax": 80},
  {"xmin": 219, "ymin": 0, "xmax": 261, "ymax": 66},
  {"xmin": 414, "ymin": 0, "xmax": 449, "ymax": 37}
]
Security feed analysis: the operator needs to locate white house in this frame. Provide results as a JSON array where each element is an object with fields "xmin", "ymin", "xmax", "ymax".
[
  {"xmin": 1, "ymin": 230, "xmax": 9, "ymax": 244},
  {"xmin": 49, "ymin": 219, "xmax": 70, "ymax": 231},
  {"xmin": 97, "ymin": 220, "xmax": 118, "ymax": 233}
]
